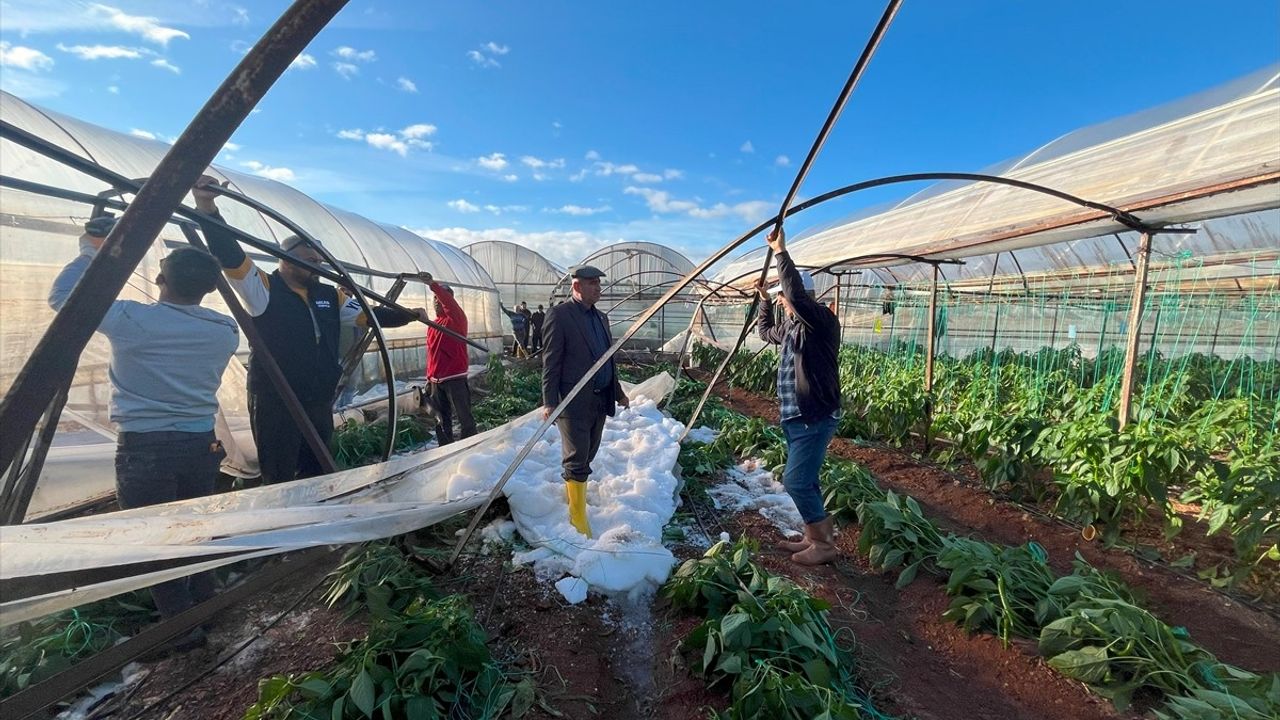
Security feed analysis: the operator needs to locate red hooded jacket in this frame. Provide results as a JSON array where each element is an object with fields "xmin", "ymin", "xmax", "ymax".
[{"xmin": 426, "ymin": 282, "xmax": 469, "ymax": 381}]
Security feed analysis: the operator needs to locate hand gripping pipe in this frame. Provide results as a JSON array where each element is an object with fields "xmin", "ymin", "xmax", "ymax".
[{"xmin": 0, "ymin": 0, "xmax": 352, "ymax": 482}]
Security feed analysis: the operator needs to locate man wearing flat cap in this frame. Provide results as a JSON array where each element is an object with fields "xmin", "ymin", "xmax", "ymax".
[{"xmin": 541, "ymin": 264, "xmax": 629, "ymax": 537}]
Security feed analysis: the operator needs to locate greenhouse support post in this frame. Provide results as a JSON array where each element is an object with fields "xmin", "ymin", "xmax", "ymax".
[
  {"xmin": 0, "ymin": 387, "xmax": 68, "ymax": 525},
  {"xmin": 925, "ymin": 264, "xmax": 939, "ymax": 393},
  {"xmin": 181, "ymin": 225, "xmax": 337, "ymax": 475},
  {"xmin": 1118, "ymin": 231, "xmax": 1153, "ymax": 428},
  {"xmin": 0, "ymin": 0, "xmax": 350, "ymax": 477},
  {"xmin": 334, "ymin": 276, "xmax": 409, "ymax": 403},
  {"xmin": 835, "ymin": 274, "xmax": 844, "ymax": 344}
]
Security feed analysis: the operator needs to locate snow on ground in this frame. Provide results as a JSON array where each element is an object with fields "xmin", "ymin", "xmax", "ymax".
[
  {"xmin": 445, "ymin": 384, "xmax": 684, "ymax": 600},
  {"xmin": 709, "ymin": 458, "xmax": 805, "ymax": 539},
  {"xmin": 685, "ymin": 426, "xmax": 718, "ymax": 444},
  {"xmin": 55, "ymin": 663, "xmax": 145, "ymax": 720}
]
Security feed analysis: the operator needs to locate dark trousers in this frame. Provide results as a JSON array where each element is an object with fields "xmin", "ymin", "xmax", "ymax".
[
  {"xmin": 115, "ymin": 430, "xmax": 223, "ymax": 618},
  {"xmin": 530, "ymin": 325, "xmax": 543, "ymax": 353},
  {"xmin": 556, "ymin": 394, "xmax": 608, "ymax": 480},
  {"xmin": 249, "ymin": 391, "xmax": 334, "ymax": 484},
  {"xmin": 431, "ymin": 377, "xmax": 477, "ymax": 445}
]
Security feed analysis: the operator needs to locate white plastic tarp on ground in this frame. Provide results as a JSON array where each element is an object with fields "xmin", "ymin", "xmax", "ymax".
[{"xmin": 0, "ymin": 374, "xmax": 675, "ymax": 626}]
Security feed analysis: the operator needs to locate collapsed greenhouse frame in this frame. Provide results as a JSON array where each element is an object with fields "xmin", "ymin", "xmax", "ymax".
[{"xmin": 0, "ymin": 1, "xmax": 1275, "ymax": 712}]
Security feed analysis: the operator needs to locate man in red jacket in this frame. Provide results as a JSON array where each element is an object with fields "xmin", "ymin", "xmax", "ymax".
[{"xmin": 422, "ymin": 273, "xmax": 476, "ymax": 444}]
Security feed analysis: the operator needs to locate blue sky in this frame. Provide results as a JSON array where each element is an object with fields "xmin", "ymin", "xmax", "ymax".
[{"xmin": 1, "ymin": 0, "xmax": 1277, "ymax": 267}]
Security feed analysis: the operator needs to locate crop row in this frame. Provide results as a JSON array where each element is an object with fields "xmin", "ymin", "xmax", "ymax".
[
  {"xmin": 675, "ymin": 400, "xmax": 1280, "ymax": 719},
  {"xmin": 694, "ymin": 342, "xmax": 1279, "ymax": 581}
]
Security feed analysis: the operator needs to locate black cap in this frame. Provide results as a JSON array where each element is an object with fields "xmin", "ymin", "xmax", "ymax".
[{"xmin": 571, "ymin": 265, "xmax": 606, "ymax": 279}]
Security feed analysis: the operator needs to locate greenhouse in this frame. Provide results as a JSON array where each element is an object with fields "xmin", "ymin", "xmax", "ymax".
[
  {"xmin": 551, "ymin": 241, "xmax": 711, "ymax": 348},
  {"xmin": 0, "ymin": 4, "xmax": 1278, "ymax": 719},
  {"xmin": 0, "ymin": 89, "xmax": 505, "ymax": 521}
]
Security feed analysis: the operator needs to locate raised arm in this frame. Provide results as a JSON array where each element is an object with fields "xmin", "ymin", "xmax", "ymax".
[
  {"xmin": 193, "ymin": 175, "xmax": 269, "ymax": 316},
  {"xmin": 754, "ymin": 280, "xmax": 786, "ymax": 345},
  {"xmin": 769, "ymin": 229, "xmax": 826, "ymax": 330},
  {"xmin": 48, "ymin": 228, "xmax": 132, "ymax": 337}
]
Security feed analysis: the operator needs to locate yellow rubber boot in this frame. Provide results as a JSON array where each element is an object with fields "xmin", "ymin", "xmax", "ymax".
[{"xmin": 565, "ymin": 480, "xmax": 592, "ymax": 538}]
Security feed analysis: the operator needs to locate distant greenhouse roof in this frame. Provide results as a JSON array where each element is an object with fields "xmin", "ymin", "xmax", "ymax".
[
  {"xmin": 0, "ymin": 90, "xmax": 498, "ymax": 295},
  {"xmin": 715, "ymin": 65, "xmax": 1280, "ymax": 293}
]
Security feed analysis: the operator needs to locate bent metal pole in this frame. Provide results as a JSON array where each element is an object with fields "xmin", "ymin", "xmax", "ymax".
[
  {"xmin": 444, "ymin": 164, "xmax": 1166, "ymax": 565},
  {"xmin": 680, "ymin": 0, "xmax": 905, "ymax": 439},
  {"xmin": 0, "ymin": 0, "xmax": 351, "ymax": 475}
]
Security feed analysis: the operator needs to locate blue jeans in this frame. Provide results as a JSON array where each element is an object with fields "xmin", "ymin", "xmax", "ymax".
[{"xmin": 781, "ymin": 415, "xmax": 838, "ymax": 524}]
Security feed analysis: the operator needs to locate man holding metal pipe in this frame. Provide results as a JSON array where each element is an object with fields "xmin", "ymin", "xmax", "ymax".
[
  {"xmin": 754, "ymin": 228, "xmax": 843, "ymax": 565},
  {"xmin": 48, "ymin": 216, "xmax": 237, "ymax": 643},
  {"xmin": 192, "ymin": 176, "xmax": 427, "ymax": 484},
  {"xmin": 540, "ymin": 265, "xmax": 629, "ymax": 537},
  {"xmin": 420, "ymin": 272, "xmax": 476, "ymax": 444}
]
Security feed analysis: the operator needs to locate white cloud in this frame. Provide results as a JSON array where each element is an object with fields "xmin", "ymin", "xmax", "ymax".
[
  {"xmin": 585, "ymin": 150, "xmax": 601, "ymax": 160},
  {"xmin": 552, "ymin": 204, "xmax": 612, "ymax": 216},
  {"xmin": 400, "ymin": 123, "xmax": 436, "ymax": 140},
  {"xmin": 481, "ymin": 204, "xmax": 527, "ymax": 215},
  {"xmin": 502, "ymin": 174, "xmax": 518, "ymax": 182},
  {"xmin": 150, "ymin": 58, "xmax": 180, "ymax": 74},
  {"xmin": 519, "ymin": 155, "xmax": 565, "ymax": 170},
  {"xmin": 223, "ymin": 141, "xmax": 242, "ymax": 151},
  {"xmin": 466, "ymin": 50, "xmax": 499, "ymax": 69},
  {"xmin": 594, "ymin": 161, "xmax": 639, "ymax": 177},
  {"xmin": 289, "ymin": 53, "xmax": 317, "ymax": 70},
  {"xmin": 664, "ymin": 169, "xmax": 684, "ymax": 180},
  {"xmin": 552, "ymin": 121, "xmax": 562, "ymax": 130},
  {"xmin": 482, "ymin": 42, "xmax": 510, "ymax": 55},
  {"xmin": 740, "ymin": 140, "xmax": 755, "ymax": 153},
  {"xmin": 106, "ymin": 84, "xmax": 119, "ymax": 94},
  {"xmin": 240, "ymin": 160, "xmax": 295, "ymax": 182},
  {"xmin": 336, "ymin": 125, "xmax": 435, "ymax": 154},
  {"xmin": 333, "ymin": 46, "xmax": 376, "ymax": 62},
  {"xmin": 775, "ymin": 155, "xmax": 790, "ymax": 167},
  {"xmin": 0, "ymin": 42, "xmax": 54, "ymax": 71},
  {"xmin": 90, "ymin": 4, "xmax": 189, "ymax": 47},
  {"xmin": 365, "ymin": 132, "xmax": 408, "ymax": 156},
  {"xmin": 332, "ymin": 61, "xmax": 359, "ymax": 79},
  {"xmin": 230, "ymin": 6, "xmax": 249, "ymax": 25},
  {"xmin": 128, "ymin": 128, "xmax": 156, "ymax": 140},
  {"xmin": 631, "ymin": 172, "xmax": 663, "ymax": 184},
  {"xmin": 476, "ymin": 152, "xmax": 508, "ymax": 171},
  {"xmin": 406, "ymin": 226, "xmax": 616, "ymax": 268},
  {"xmin": 447, "ymin": 199, "xmax": 480, "ymax": 213},
  {"xmin": 396, "ymin": 76, "xmax": 418, "ymax": 93},
  {"xmin": 624, "ymin": 186, "xmax": 770, "ymax": 223},
  {"xmin": 56, "ymin": 43, "xmax": 144, "ymax": 60}
]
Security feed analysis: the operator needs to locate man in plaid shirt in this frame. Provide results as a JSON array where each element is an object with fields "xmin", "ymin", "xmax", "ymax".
[{"xmin": 755, "ymin": 228, "xmax": 843, "ymax": 565}]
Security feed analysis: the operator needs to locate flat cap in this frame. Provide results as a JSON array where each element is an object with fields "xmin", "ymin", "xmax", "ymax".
[{"xmin": 570, "ymin": 265, "xmax": 606, "ymax": 279}]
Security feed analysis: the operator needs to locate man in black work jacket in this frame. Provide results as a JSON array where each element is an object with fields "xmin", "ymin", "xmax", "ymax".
[
  {"xmin": 541, "ymin": 265, "xmax": 629, "ymax": 538},
  {"xmin": 755, "ymin": 227, "xmax": 842, "ymax": 565},
  {"xmin": 193, "ymin": 176, "xmax": 425, "ymax": 484}
]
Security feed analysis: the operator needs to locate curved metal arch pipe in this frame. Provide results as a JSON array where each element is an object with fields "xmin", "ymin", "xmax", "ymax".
[
  {"xmin": 549, "ymin": 247, "xmax": 692, "ymax": 302},
  {"xmin": 0, "ymin": 120, "xmax": 488, "ymax": 354}
]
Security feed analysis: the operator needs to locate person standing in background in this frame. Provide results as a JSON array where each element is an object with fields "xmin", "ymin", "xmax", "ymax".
[
  {"xmin": 529, "ymin": 304, "xmax": 546, "ymax": 354},
  {"xmin": 422, "ymin": 273, "xmax": 476, "ymax": 444}
]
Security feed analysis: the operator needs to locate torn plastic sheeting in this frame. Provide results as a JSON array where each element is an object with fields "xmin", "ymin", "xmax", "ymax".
[{"xmin": 0, "ymin": 375, "xmax": 674, "ymax": 625}]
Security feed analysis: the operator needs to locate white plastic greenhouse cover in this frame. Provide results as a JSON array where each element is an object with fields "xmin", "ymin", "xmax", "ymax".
[
  {"xmin": 461, "ymin": 239, "xmax": 564, "ymax": 308},
  {"xmin": 0, "ymin": 90, "xmax": 504, "ymax": 519},
  {"xmin": 714, "ymin": 65, "xmax": 1280, "ymax": 291}
]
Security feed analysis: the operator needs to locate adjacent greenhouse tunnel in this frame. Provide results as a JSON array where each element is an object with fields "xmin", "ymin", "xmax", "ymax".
[
  {"xmin": 0, "ymin": 90, "xmax": 505, "ymax": 521},
  {"xmin": 461, "ymin": 239, "xmax": 564, "ymax": 344},
  {"xmin": 701, "ymin": 65, "xmax": 1279, "ymax": 423},
  {"xmin": 552, "ymin": 241, "xmax": 706, "ymax": 349}
]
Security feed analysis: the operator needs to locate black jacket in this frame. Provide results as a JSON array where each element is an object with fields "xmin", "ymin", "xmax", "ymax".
[
  {"xmin": 758, "ymin": 251, "xmax": 842, "ymax": 422},
  {"xmin": 202, "ymin": 216, "xmax": 414, "ymax": 402},
  {"xmin": 541, "ymin": 300, "xmax": 625, "ymax": 420}
]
